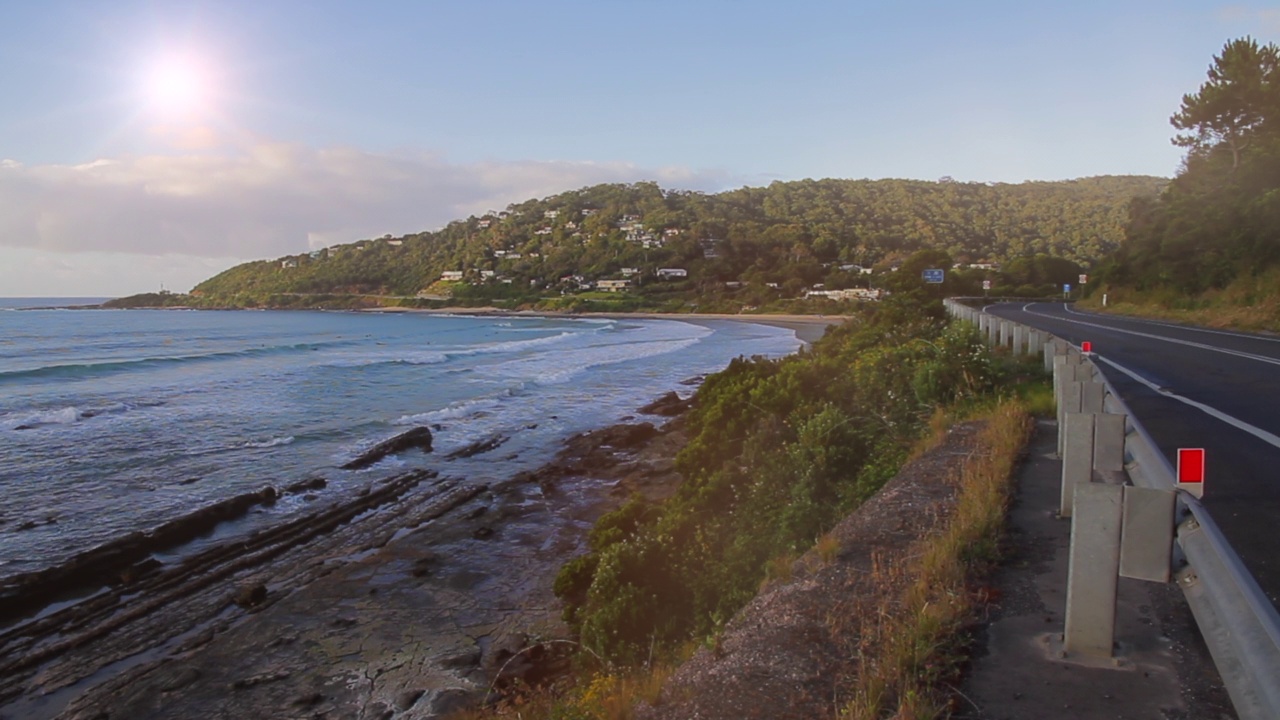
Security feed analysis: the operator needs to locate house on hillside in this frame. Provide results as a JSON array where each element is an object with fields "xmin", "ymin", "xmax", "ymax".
[
  {"xmin": 620, "ymin": 267, "xmax": 640, "ymax": 277},
  {"xmin": 281, "ymin": 258, "xmax": 298, "ymax": 269},
  {"xmin": 597, "ymin": 279, "xmax": 631, "ymax": 292},
  {"xmin": 386, "ymin": 239, "xmax": 403, "ymax": 247},
  {"xmin": 544, "ymin": 209, "xmax": 560, "ymax": 219},
  {"xmin": 656, "ymin": 268, "xmax": 687, "ymax": 279},
  {"xmin": 441, "ymin": 270, "xmax": 464, "ymax": 281}
]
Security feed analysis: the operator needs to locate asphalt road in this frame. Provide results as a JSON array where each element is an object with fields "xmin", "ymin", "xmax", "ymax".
[{"xmin": 984, "ymin": 301, "xmax": 1280, "ymax": 609}]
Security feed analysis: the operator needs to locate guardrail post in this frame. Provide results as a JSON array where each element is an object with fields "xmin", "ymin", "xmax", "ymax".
[
  {"xmin": 1064, "ymin": 482, "xmax": 1124, "ymax": 657},
  {"xmin": 1119, "ymin": 486, "xmax": 1175, "ymax": 583},
  {"xmin": 1012, "ymin": 324, "xmax": 1027, "ymax": 356},
  {"xmin": 987, "ymin": 318, "xmax": 1000, "ymax": 346},
  {"xmin": 1093, "ymin": 412, "xmax": 1127, "ymax": 484},
  {"xmin": 1082, "ymin": 381, "xmax": 1105, "ymax": 413},
  {"xmin": 1056, "ymin": 375, "xmax": 1084, "ymax": 457},
  {"xmin": 1028, "ymin": 329, "xmax": 1045, "ymax": 358},
  {"xmin": 1060, "ymin": 412, "xmax": 1094, "ymax": 517}
]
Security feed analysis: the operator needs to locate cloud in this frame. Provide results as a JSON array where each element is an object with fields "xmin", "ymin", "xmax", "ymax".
[{"xmin": 0, "ymin": 146, "xmax": 733, "ymax": 260}]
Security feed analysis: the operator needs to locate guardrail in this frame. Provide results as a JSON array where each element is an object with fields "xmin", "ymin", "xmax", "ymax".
[{"xmin": 944, "ymin": 297, "xmax": 1280, "ymax": 720}]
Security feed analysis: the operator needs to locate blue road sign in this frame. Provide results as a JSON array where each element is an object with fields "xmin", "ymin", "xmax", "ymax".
[
  {"xmin": 922, "ymin": 268, "xmax": 945, "ymax": 284},
  {"xmin": 1063, "ymin": 283, "xmax": 1072, "ymax": 292}
]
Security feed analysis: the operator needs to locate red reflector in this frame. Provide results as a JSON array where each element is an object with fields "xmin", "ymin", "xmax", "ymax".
[
  {"xmin": 1178, "ymin": 448, "xmax": 1205, "ymax": 484},
  {"xmin": 1081, "ymin": 341, "xmax": 1093, "ymax": 353}
]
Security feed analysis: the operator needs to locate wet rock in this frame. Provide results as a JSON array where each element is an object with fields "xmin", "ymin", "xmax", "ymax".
[
  {"xmin": 16, "ymin": 519, "xmax": 38, "ymax": 531},
  {"xmin": 158, "ymin": 667, "xmax": 201, "ymax": 692},
  {"xmin": 472, "ymin": 526, "xmax": 495, "ymax": 540},
  {"xmin": 231, "ymin": 670, "xmax": 291, "ymax": 689},
  {"xmin": 439, "ymin": 647, "xmax": 482, "ymax": 669},
  {"xmin": 342, "ymin": 427, "xmax": 434, "ymax": 469},
  {"xmin": 284, "ymin": 477, "xmax": 327, "ymax": 494},
  {"xmin": 394, "ymin": 689, "xmax": 425, "ymax": 711},
  {"xmin": 594, "ymin": 422, "xmax": 658, "ymax": 450},
  {"xmin": 232, "ymin": 583, "xmax": 267, "ymax": 608},
  {"xmin": 117, "ymin": 558, "xmax": 163, "ymax": 585},
  {"xmin": 444, "ymin": 434, "xmax": 509, "ymax": 460},
  {"xmin": 638, "ymin": 391, "xmax": 691, "ymax": 417},
  {"xmin": 411, "ymin": 556, "xmax": 437, "ymax": 577},
  {"xmin": 294, "ymin": 692, "xmax": 325, "ymax": 707},
  {"xmin": 428, "ymin": 688, "xmax": 475, "ymax": 715},
  {"xmin": 331, "ymin": 616, "xmax": 358, "ymax": 628},
  {"xmin": 178, "ymin": 477, "xmax": 202, "ymax": 485},
  {"xmin": 464, "ymin": 505, "xmax": 488, "ymax": 520},
  {"xmin": 360, "ymin": 702, "xmax": 394, "ymax": 720}
]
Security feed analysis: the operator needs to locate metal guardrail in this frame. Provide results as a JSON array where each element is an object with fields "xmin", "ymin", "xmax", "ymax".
[{"xmin": 944, "ymin": 298, "xmax": 1280, "ymax": 720}]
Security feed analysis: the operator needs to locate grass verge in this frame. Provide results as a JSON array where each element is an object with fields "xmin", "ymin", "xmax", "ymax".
[{"xmin": 839, "ymin": 399, "xmax": 1033, "ymax": 718}]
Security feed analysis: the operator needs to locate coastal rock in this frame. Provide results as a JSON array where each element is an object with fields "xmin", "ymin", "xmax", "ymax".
[
  {"xmin": 637, "ymin": 391, "xmax": 692, "ymax": 417},
  {"xmin": 232, "ymin": 583, "xmax": 267, "ymax": 608},
  {"xmin": 428, "ymin": 688, "xmax": 475, "ymax": 715},
  {"xmin": 284, "ymin": 477, "xmax": 327, "ymax": 494},
  {"xmin": 394, "ymin": 689, "xmax": 425, "ymax": 711},
  {"xmin": 342, "ymin": 427, "xmax": 434, "ymax": 469},
  {"xmin": 444, "ymin": 434, "xmax": 509, "ymax": 460}
]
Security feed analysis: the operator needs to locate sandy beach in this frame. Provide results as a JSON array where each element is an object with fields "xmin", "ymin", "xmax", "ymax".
[{"xmin": 366, "ymin": 307, "xmax": 847, "ymax": 345}]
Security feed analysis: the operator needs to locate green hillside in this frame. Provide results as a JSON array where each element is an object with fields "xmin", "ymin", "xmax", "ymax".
[
  {"xmin": 181, "ymin": 175, "xmax": 1163, "ymax": 311},
  {"xmin": 1090, "ymin": 37, "xmax": 1280, "ymax": 329}
]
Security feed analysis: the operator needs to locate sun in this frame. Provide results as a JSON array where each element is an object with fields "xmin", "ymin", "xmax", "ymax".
[{"xmin": 143, "ymin": 54, "xmax": 211, "ymax": 118}]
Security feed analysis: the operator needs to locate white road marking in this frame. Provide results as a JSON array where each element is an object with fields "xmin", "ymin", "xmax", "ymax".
[
  {"xmin": 1009, "ymin": 303, "xmax": 1280, "ymax": 369},
  {"xmin": 1062, "ymin": 303, "xmax": 1280, "ymax": 344},
  {"xmin": 1096, "ymin": 355, "xmax": 1280, "ymax": 451}
]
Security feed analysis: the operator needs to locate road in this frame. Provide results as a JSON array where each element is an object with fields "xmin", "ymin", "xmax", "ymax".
[{"xmin": 984, "ymin": 301, "xmax": 1280, "ymax": 609}]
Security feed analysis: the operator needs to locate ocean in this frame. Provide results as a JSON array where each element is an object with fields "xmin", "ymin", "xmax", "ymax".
[{"xmin": 0, "ymin": 303, "xmax": 800, "ymax": 589}]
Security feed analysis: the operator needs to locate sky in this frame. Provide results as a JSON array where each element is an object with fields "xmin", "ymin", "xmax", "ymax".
[{"xmin": 1, "ymin": 1, "xmax": 1277, "ymax": 297}]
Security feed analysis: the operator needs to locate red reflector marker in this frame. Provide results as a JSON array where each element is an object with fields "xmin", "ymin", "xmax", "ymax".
[
  {"xmin": 1081, "ymin": 341, "xmax": 1093, "ymax": 354},
  {"xmin": 1178, "ymin": 448, "xmax": 1206, "ymax": 484}
]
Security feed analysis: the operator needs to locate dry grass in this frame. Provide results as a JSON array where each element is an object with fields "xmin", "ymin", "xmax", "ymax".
[
  {"xmin": 1077, "ymin": 272, "xmax": 1280, "ymax": 333},
  {"xmin": 838, "ymin": 400, "xmax": 1033, "ymax": 719}
]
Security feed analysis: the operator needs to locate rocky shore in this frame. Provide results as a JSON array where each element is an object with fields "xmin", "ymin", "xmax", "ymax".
[{"xmin": 0, "ymin": 395, "xmax": 693, "ymax": 720}]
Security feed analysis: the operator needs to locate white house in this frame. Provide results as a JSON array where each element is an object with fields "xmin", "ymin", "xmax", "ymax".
[
  {"xmin": 597, "ymin": 279, "xmax": 632, "ymax": 292},
  {"xmin": 441, "ymin": 270, "xmax": 464, "ymax": 281},
  {"xmin": 281, "ymin": 258, "xmax": 298, "ymax": 269},
  {"xmin": 620, "ymin": 267, "xmax": 640, "ymax": 277},
  {"xmin": 656, "ymin": 268, "xmax": 688, "ymax": 279}
]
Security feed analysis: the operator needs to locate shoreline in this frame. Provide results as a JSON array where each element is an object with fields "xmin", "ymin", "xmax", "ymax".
[
  {"xmin": 363, "ymin": 306, "xmax": 846, "ymax": 345},
  {"xmin": 0, "ymin": 394, "xmax": 697, "ymax": 718}
]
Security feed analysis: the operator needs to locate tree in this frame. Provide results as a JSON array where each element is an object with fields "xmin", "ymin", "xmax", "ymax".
[{"xmin": 1171, "ymin": 37, "xmax": 1280, "ymax": 170}]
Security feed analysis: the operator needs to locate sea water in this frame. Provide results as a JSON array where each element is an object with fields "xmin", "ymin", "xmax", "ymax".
[{"xmin": 0, "ymin": 304, "xmax": 800, "ymax": 584}]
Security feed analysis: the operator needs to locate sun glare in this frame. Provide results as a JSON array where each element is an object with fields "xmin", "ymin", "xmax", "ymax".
[{"xmin": 144, "ymin": 55, "xmax": 210, "ymax": 118}]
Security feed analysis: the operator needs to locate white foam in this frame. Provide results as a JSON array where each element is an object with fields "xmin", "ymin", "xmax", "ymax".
[
  {"xmin": 1, "ymin": 406, "xmax": 81, "ymax": 430},
  {"xmin": 242, "ymin": 436, "xmax": 295, "ymax": 448},
  {"xmin": 393, "ymin": 396, "xmax": 503, "ymax": 425}
]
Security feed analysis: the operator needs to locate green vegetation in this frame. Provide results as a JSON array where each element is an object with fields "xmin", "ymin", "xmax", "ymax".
[
  {"xmin": 553, "ymin": 297, "xmax": 1008, "ymax": 665},
  {"xmin": 108, "ymin": 175, "xmax": 1161, "ymax": 311},
  {"xmin": 1093, "ymin": 37, "xmax": 1280, "ymax": 327}
]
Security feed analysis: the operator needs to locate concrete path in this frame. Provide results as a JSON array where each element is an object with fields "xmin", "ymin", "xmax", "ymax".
[{"xmin": 960, "ymin": 419, "xmax": 1236, "ymax": 720}]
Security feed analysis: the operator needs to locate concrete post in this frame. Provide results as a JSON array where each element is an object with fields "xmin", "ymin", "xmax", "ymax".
[
  {"xmin": 1012, "ymin": 324, "xmax": 1027, "ymax": 356},
  {"xmin": 1064, "ymin": 482, "xmax": 1124, "ymax": 658},
  {"xmin": 997, "ymin": 319, "xmax": 1010, "ymax": 348},
  {"xmin": 1028, "ymin": 329, "xmax": 1044, "ymax": 358},
  {"xmin": 1060, "ymin": 412, "xmax": 1095, "ymax": 517},
  {"xmin": 1119, "ymin": 486, "xmax": 1176, "ymax": 583},
  {"xmin": 1081, "ymin": 381, "xmax": 1105, "ymax": 413},
  {"xmin": 987, "ymin": 318, "xmax": 1000, "ymax": 346},
  {"xmin": 1057, "ymin": 380, "xmax": 1084, "ymax": 457},
  {"xmin": 1093, "ymin": 413, "xmax": 1127, "ymax": 483}
]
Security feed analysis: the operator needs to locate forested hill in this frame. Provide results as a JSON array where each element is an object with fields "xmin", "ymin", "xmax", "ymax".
[
  {"xmin": 1098, "ymin": 38, "xmax": 1280, "ymax": 303},
  {"xmin": 189, "ymin": 175, "xmax": 1163, "ymax": 309}
]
